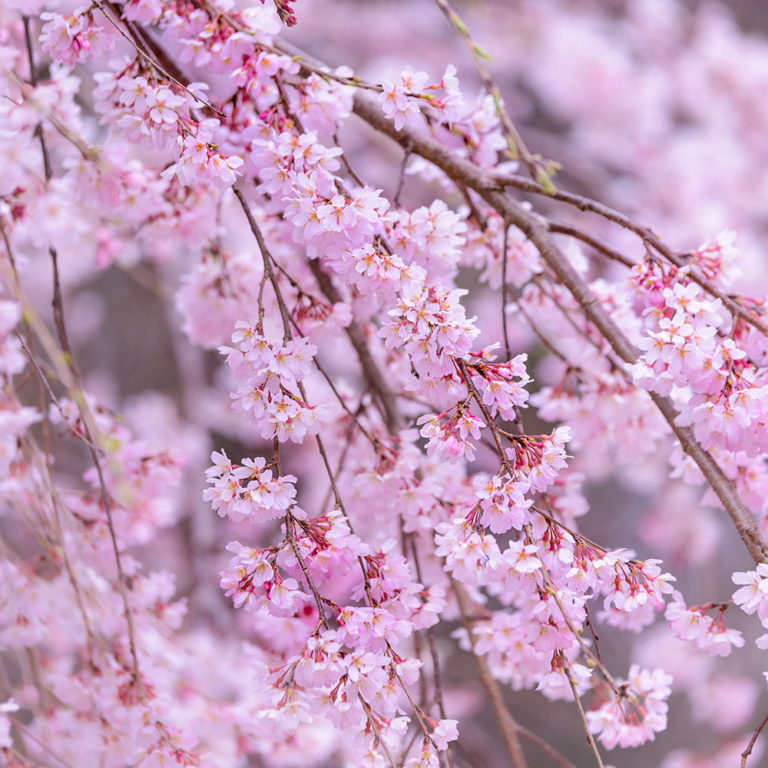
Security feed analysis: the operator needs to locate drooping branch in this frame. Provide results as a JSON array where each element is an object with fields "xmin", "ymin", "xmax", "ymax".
[
  {"xmin": 452, "ymin": 578, "xmax": 529, "ymax": 768},
  {"xmin": 351, "ymin": 92, "xmax": 768, "ymax": 565},
  {"xmin": 741, "ymin": 710, "xmax": 768, "ymax": 768},
  {"xmin": 489, "ymin": 171, "xmax": 768, "ymax": 336},
  {"xmin": 308, "ymin": 259, "xmax": 404, "ymax": 433}
]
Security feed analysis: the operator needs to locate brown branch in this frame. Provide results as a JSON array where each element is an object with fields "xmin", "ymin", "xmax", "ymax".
[
  {"xmin": 562, "ymin": 655, "xmax": 605, "ymax": 768},
  {"xmin": 351, "ymin": 91, "xmax": 768, "ymax": 565},
  {"xmin": 548, "ymin": 221, "xmax": 636, "ymax": 268},
  {"xmin": 516, "ymin": 724, "xmax": 580, "ymax": 768},
  {"xmin": 308, "ymin": 260, "xmax": 403, "ymax": 433},
  {"xmin": 432, "ymin": 0, "xmax": 543, "ymax": 179},
  {"xmin": 504, "ymin": 203, "xmax": 768, "ymax": 564},
  {"xmin": 491, "ymin": 170, "xmax": 674, "ymax": 256},
  {"xmin": 452, "ymin": 578, "xmax": 528, "ymax": 768},
  {"xmin": 491, "ymin": 171, "xmax": 768, "ymax": 336},
  {"xmin": 741, "ymin": 710, "xmax": 768, "ymax": 768}
]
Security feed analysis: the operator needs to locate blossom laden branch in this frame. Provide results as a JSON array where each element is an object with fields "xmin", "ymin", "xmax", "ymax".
[{"xmin": 351, "ymin": 90, "xmax": 768, "ymax": 565}]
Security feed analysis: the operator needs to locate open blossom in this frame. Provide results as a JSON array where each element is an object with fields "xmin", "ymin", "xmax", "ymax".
[
  {"xmin": 381, "ymin": 280, "xmax": 480, "ymax": 390},
  {"xmin": 428, "ymin": 718, "xmax": 458, "ymax": 751},
  {"xmin": 666, "ymin": 596, "xmax": 744, "ymax": 657},
  {"xmin": 596, "ymin": 554, "xmax": 675, "ymax": 633},
  {"xmin": 175, "ymin": 249, "xmax": 264, "ymax": 348},
  {"xmin": 392, "ymin": 199, "xmax": 467, "ymax": 276},
  {"xmin": 732, "ymin": 564, "xmax": 768, "ymax": 622},
  {"xmin": 506, "ymin": 426, "xmax": 571, "ymax": 492},
  {"xmin": 469, "ymin": 352, "xmax": 531, "ymax": 421},
  {"xmin": 40, "ymin": 11, "xmax": 110, "ymax": 65},
  {"xmin": 204, "ymin": 451, "xmax": 298, "ymax": 521},
  {"xmin": 473, "ymin": 473, "xmax": 532, "ymax": 534},
  {"xmin": 587, "ymin": 666, "xmax": 673, "ymax": 749},
  {"xmin": 220, "ymin": 539, "xmax": 310, "ymax": 617},
  {"xmin": 418, "ymin": 405, "xmax": 483, "ymax": 462},
  {"xmin": 337, "ymin": 606, "xmax": 412, "ymax": 652},
  {"xmin": 503, "ymin": 540, "xmax": 541, "ymax": 574},
  {"xmin": 223, "ymin": 324, "xmax": 325, "ymax": 442},
  {"xmin": 380, "ymin": 67, "xmax": 429, "ymax": 129},
  {"xmin": 689, "ymin": 230, "xmax": 742, "ymax": 288},
  {"xmin": 169, "ymin": 137, "xmax": 244, "ymax": 187},
  {"xmin": 123, "ymin": 0, "xmax": 164, "ymax": 23},
  {"xmin": 537, "ymin": 658, "xmax": 592, "ymax": 700},
  {"xmin": 435, "ymin": 516, "xmax": 502, "ymax": 585},
  {"xmin": 146, "ymin": 87, "xmax": 185, "ymax": 124}
]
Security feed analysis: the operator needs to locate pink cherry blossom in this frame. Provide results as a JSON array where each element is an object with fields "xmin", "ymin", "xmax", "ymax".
[{"xmin": 8, "ymin": 3, "xmax": 768, "ymax": 766}]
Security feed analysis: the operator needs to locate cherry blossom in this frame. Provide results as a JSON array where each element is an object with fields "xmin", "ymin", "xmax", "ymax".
[{"xmin": 6, "ymin": 2, "xmax": 768, "ymax": 767}]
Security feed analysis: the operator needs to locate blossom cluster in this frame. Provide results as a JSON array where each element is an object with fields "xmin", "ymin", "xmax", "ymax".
[
  {"xmin": 223, "ymin": 322, "xmax": 324, "ymax": 442},
  {"xmin": 4, "ymin": 2, "xmax": 768, "ymax": 768}
]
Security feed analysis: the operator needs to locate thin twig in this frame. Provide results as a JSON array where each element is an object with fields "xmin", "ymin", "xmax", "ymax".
[
  {"xmin": 562, "ymin": 655, "xmax": 605, "ymax": 768},
  {"xmin": 516, "ymin": 724, "xmax": 580, "ymax": 768},
  {"xmin": 741, "ymin": 710, "xmax": 768, "ymax": 768},
  {"xmin": 394, "ymin": 142, "xmax": 411, "ymax": 207},
  {"xmin": 23, "ymin": 15, "xmax": 146, "ymax": 700},
  {"xmin": 432, "ymin": 0, "xmax": 545, "ymax": 180},
  {"xmin": 274, "ymin": 440, "xmax": 329, "ymax": 626},
  {"xmin": 452, "ymin": 578, "xmax": 528, "ymax": 768},
  {"xmin": 491, "ymin": 171, "xmax": 768, "ymax": 336},
  {"xmin": 501, "ymin": 223, "xmax": 512, "ymax": 360}
]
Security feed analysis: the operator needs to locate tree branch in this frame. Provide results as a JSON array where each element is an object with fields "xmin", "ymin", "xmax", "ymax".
[
  {"xmin": 351, "ymin": 92, "xmax": 768, "ymax": 565},
  {"xmin": 452, "ymin": 578, "xmax": 528, "ymax": 768}
]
